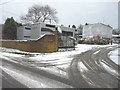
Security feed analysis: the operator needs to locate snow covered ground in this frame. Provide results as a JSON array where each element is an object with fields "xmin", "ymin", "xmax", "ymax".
[
  {"xmin": 0, "ymin": 44, "xmax": 118, "ymax": 78},
  {"xmin": 0, "ymin": 65, "xmax": 72, "ymax": 88},
  {"xmin": 0, "ymin": 44, "xmax": 118, "ymax": 88},
  {"xmin": 109, "ymin": 46, "xmax": 120, "ymax": 65},
  {"xmin": 0, "ymin": 44, "xmax": 98, "ymax": 78},
  {"xmin": 100, "ymin": 60, "xmax": 119, "ymax": 76}
]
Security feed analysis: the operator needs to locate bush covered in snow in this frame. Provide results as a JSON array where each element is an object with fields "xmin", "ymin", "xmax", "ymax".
[{"xmin": 78, "ymin": 38, "xmax": 109, "ymax": 45}]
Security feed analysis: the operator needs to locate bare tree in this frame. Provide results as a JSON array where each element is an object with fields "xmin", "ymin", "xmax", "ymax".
[
  {"xmin": 77, "ymin": 24, "xmax": 83, "ymax": 35},
  {"xmin": 20, "ymin": 4, "xmax": 58, "ymax": 24},
  {"xmin": 78, "ymin": 24, "xmax": 83, "ymax": 30}
]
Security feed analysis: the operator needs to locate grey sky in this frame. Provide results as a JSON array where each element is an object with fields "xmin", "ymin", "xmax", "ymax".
[{"xmin": 0, "ymin": 0, "xmax": 118, "ymax": 29}]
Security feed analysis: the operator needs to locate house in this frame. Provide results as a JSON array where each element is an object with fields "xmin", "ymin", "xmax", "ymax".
[
  {"xmin": 17, "ymin": 23, "xmax": 76, "ymax": 48},
  {"xmin": 82, "ymin": 23, "xmax": 113, "ymax": 40},
  {"xmin": 57, "ymin": 26, "xmax": 77, "ymax": 48},
  {"xmin": 59, "ymin": 26, "xmax": 75, "ymax": 38},
  {"xmin": 17, "ymin": 23, "xmax": 77, "ymax": 40},
  {"xmin": 74, "ymin": 25, "xmax": 83, "ymax": 42},
  {"xmin": 17, "ymin": 22, "xmax": 56, "ymax": 40},
  {"xmin": 113, "ymin": 29, "xmax": 120, "ymax": 35},
  {"xmin": 112, "ymin": 34, "xmax": 120, "ymax": 44}
]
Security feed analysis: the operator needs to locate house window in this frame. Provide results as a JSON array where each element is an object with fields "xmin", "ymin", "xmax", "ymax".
[
  {"xmin": 75, "ymin": 29, "xmax": 77, "ymax": 32},
  {"xmin": 25, "ymin": 27, "xmax": 31, "ymax": 30},
  {"xmin": 46, "ymin": 24, "xmax": 55, "ymax": 28},
  {"xmin": 24, "ymin": 36, "xmax": 31, "ymax": 38},
  {"xmin": 62, "ymin": 31, "xmax": 73, "ymax": 37},
  {"xmin": 41, "ymin": 28, "xmax": 54, "ymax": 33}
]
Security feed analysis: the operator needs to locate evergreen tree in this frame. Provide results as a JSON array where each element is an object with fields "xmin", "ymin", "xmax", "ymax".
[
  {"xmin": 85, "ymin": 23, "xmax": 88, "ymax": 25},
  {"xmin": 72, "ymin": 25, "xmax": 76, "ymax": 28},
  {"xmin": 2, "ymin": 17, "xmax": 22, "ymax": 40}
]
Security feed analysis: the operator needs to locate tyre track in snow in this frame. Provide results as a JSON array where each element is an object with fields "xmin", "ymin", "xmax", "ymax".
[
  {"xmin": 68, "ymin": 46, "xmax": 119, "ymax": 88},
  {"xmin": 1, "ymin": 45, "xmax": 119, "ymax": 88},
  {"xmin": 97, "ymin": 47, "xmax": 119, "ymax": 71},
  {"xmin": 2, "ymin": 70, "xmax": 30, "ymax": 89},
  {"xmin": 1, "ymin": 58, "xmax": 74, "ymax": 88}
]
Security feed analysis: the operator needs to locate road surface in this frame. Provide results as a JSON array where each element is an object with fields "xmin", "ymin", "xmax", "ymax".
[
  {"xmin": 68, "ymin": 46, "xmax": 119, "ymax": 88},
  {"xmin": 0, "ymin": 45, "xmax": 119, "ymax": 89}
]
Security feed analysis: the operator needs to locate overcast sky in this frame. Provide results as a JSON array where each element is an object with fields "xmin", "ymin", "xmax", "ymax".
[{"xmin": 0, "ymin": 0, "xmax": 119, "ymax": 29}]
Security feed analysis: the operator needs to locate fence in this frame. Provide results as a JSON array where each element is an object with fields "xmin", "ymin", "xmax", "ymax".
[
  {"xmin": 58, "ymin": 35, "xmax": 75, "ymax": 48},
  {"xmin": 2, "ymin": 31, "xmax": 58, "ymax": 53}
]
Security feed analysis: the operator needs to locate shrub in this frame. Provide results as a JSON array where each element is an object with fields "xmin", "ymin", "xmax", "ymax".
[{"xmin": 78, "ymin": 38, "xmax": 108, "ymax": 45}]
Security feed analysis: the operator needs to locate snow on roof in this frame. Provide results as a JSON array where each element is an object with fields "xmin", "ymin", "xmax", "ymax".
[
  {"xmin": 112, "ymin": 34, "xmax": 120, "ymax": 37},
  {"xmin": 19, "ymin": 22, "xmax": 57, "ymax": 27},
  {"xmin": 84, "ymin": 23, "xmax": 113, "ymax": 29},
  {"xmin": 59, "ymin": 26, "xmax": 75, "ymax": 32},
  {"xmin": 57, "ymin": 26, "xmax": 62, "ymax": 33},
  {"xmin": 27, "ymin": 33, "xmax": 55, "ymax": 41},
  {"xmin": 68, "ymin": 36, "xmax": 76, "ymax": 40}
]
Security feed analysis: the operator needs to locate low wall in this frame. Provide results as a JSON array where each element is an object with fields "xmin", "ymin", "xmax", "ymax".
[{"xmin": 2, "ymin": 33, "xmax": 58, "ymax": 53}]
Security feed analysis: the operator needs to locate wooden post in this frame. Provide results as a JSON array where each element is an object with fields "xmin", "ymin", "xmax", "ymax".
[{"xmin": 54, "ymin": 29, "xmax": 58, "ymax": 51}]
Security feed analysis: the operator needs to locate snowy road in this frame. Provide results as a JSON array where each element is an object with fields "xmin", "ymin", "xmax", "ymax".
[
  {"xmin": 68, "ymin": 46, "xmax": 119, "ymax": 88},
  {"xmin": 1, "ymin": 57, "xmax": 73, "ymax": 88},
  {"xmin": 0, "ymin": 44, "xmax": 119, "ymax": 88},
  {"xmin": 1, "ymin": 70, "xmax": 30, "ymax": 89}
]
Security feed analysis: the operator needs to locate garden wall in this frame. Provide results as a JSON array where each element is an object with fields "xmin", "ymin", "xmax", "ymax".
[{"xmin": 2, "ymin": 31, "xmax": 58, "ymax": 53}]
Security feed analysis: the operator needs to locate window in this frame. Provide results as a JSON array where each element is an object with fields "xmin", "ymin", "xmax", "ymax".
[
  {"xmin": 62, "ymin": 31, "xmax": 73, "ymax": 37},
  {"xmin": 24, "ymin": 36, "xmax": 31, "ymax": 38},
  {"xmin": 25, "ymin": 27, "xmax": 31, "ymax": 30},
  {"xmin": 41, "ymin": 28, "xmax": 54, "ymax": 33},
  {"xmin": 46, "ymin": 24, "xmax": 55, "ymax": 28}
]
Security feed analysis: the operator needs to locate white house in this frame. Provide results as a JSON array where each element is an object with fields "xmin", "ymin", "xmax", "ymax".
[
  {"xmin": 17, "ymin": 23, "xmax": 56, "ymax": 40},
  {"xmin": 59, "ymin": 26, "xmax": 75, "ymax": 38},
  {"xmin": 17, "ymin": 23, "xmax": 77, "ymax": 40},
  {"xmin": 17, "ymin": 23, "xmax": 77, "ymax": 48},
  {"xmin": 82, "ymin": 23, "xmax": 113, "ymax": 39}
]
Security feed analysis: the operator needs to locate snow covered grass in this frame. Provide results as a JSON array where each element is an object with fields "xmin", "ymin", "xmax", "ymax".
[
  {"xmin": 0, "ymin": 52, "xmax": 24, "ymax": 58},
  {"xmin": 28, "ymin": 44, "xmax": 117, "ymax": 62},
  {"xmin": 109, "ymin": 48, "xmax": 120, "ymax": 65}
]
